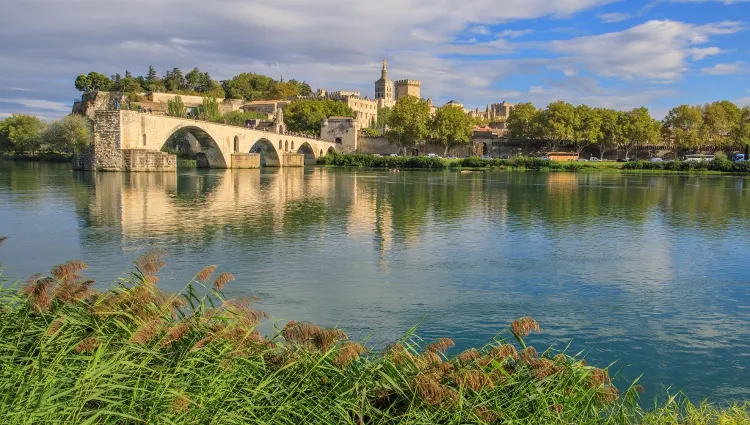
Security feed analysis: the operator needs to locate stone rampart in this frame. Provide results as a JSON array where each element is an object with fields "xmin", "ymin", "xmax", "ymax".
[{"xmin": 122, "ymin": 149, "xmax": 176, "ymax": 172}]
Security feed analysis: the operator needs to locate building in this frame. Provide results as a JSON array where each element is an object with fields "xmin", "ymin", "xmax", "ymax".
[
  {"xmin": 294, "ymin": 90, "xmax": 378, "ymax": 129},
  {"xmin": 374, "ymin": 60, "xmax": 395, "ymax": 108},
  {"xmin": 444, "ymin": 100, "xmax": 464, "ymax": 109},
  {"xmin": 394, "ymin": 79, "xmax": 421, "ymax": 100},
  {"xmin": 469, "ymin": 101, "xmax": 515, "ymax": 122}
]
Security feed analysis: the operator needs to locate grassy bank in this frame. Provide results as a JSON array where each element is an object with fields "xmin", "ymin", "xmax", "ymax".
[
  {"xmin": 318, "ymin": 153, "xmax": 624, "ymax": 171},
  {"xmin": 318, "ymin": 153, "xmax": 750, "ymax": 174},
  {"xmin": 1, "ymin": 153, "xmax": 73, "ymax": 162},
  {"xmin": 0, "ymin": 242, "xmax": 748, "ymax": 423}
]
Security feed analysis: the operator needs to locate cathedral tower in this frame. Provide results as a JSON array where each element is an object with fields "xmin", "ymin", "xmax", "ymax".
[{"xmin": 375, "ymin": 59, "xmax": 394, "ymax": 104}]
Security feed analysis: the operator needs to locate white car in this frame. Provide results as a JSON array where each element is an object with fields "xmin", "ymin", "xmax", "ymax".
[
  {"xmin": 426, "ymin": 153, "xmax": 440, "ymax": 158},
  {"xmin": 650, "ymin": 157, "xmax": 663, "ymax": 163},
  {"xmin": 590, "ymin": 157, "xmax": 601, "ymax": 162},
  {"xmin": 389, "ymin": 154, "xmax": 399, "ymax": 157}
]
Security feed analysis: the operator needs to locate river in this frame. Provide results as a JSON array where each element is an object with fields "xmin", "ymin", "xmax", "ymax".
[{"xmin": 1, "ymin": 160, "xmax": 749, "ymax": 402}]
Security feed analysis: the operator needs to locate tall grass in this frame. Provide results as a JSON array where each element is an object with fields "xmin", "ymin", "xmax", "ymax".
[{"xmin": 0, "ymin": 243, "xmax": 748, "ymax": 423}]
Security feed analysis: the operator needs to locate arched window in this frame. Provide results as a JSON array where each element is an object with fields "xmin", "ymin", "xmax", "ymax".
[
  {"xmin": 285, "ymin": 140, "xmax": 288, "ymax": 152},
  {"xmin": 143, "ymin": 134, "xmax": 147, "ymax": 147},
  {"xmin": 234, "ymin": 136, "xmax": 239, "ymax": 153},
  {"xmin": 291, "ymin": 141, "xmax": 294, "ymax": 150},
  {"xmin": 335, "ymin": 137, "xmax": 342, "ymax": 144},
  {"xmin": 279, "ymin": 141, "xmax": 282, "ymax": 150},
  {"xmin": 320, "ymin": 149, "xmax": 323, "ymax": 157}
]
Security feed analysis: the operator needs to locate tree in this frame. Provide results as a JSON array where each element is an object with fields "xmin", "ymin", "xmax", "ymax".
[
  {"xmin": 289, "ymin": 79, "xmax": 313, "ymax": 97},
  {"xmin": 623, "ymin": 107, "xmax": 661, "ymax": 159},
  {"xmin": 573, "ymin": 104, "xmax": 603, "ymax": 154},
  {"xmin": 164, "ymin": 68, "xmax": 187, "ymax": 92},
  {"xmin": 663, "ymin": 104, "xmax": 703, "ymax": 150},
  {"xmin": 268, "ymin": 81, "xmax": 303, "ymax": 99},
  {"xmin": 737, "ymin": 106, "xmax": 750, "ymax": 149},
  {"xmin": 221, "ymin": 110, "xmax": 267, "ymax": 126},
  {"xmin": 538, "ymin": 101, "xmax": 576, "ymax": 151},
  {"xmin": 0, "ymin": 114, "xmax": 47, "ymax": 154},
  {"xmin": 167, "ymin": 96, "xmax": 187, "ymax": 117},
  {"xmin": 506, "ymin": 102, "xmax": 538, "ymax": 141},
  {"xmin": 385, "ymin": 95, "xmax": 430, "ymax": 155},
  {"xmin": 376, "ymin": 106, "xmax": 392, "ymax": 129},
  {"xmin": 430, "ymin": 105, "xmax": 473, "ymax": 156},
  {"xmin": 222, "ymin": 73, "xmax": 277, "ymax": 100},
  {"xmin": 701, "ymin": 101, "xmax": 741, "ymax": 147},
  {"xmin": 74, "ymin": 72, "xmax": 111, "ymax": 93},
  {"xmin": 285, "ymin": 99, "xmax": 356, "ymax": 135},
  {"xmin": 185, "ymin": 67, "xmax": 202, "ymax": 92},
  {"xmin": 145, "ymin": 66, "xmax": 159, "ymax": 91},
  {"xmin": 41, "ymin": 115, "xmax": 92, "ymax": 153},
  {"xmin": 597, "ymin": 108, "xmax": 626, "ymax": 159},
  {"xmin": 197, "ymin": 97, "xmax": 222, "ymax": 122}
]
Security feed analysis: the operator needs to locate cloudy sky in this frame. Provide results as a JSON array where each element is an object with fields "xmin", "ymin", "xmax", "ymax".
[{"xmin": 1, "ymin": 0, "xmax": 749, "ymax": 121}]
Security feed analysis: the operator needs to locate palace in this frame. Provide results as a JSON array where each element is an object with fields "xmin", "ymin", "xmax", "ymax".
[{"xmin": 374, "ymin": 60, "xmax": 421, "ymax": 108}]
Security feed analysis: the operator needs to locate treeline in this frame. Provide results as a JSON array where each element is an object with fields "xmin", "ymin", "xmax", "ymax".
[
  {"xmin": 505, "ymin": 100, "xmax": 750, "ymax": 156},
  {"xmin": 0, "ymin": 115, "xmax": 91, "ymax": 156},
  {"xmin": 74, "ymin": 67, "xmax": 313, "ymax": 101}
]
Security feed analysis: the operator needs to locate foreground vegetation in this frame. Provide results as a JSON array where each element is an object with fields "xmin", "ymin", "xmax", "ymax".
[
  {"xmin": 318, "ymin": 152, "xmax": 750, "ymax": 173},
  {"xmin": 0, "ymin": 114, "xmax": 91, "ymax": 156},
  {"xmin": 0, "ymin": 236, "xmax": 748, "ymax": 423}
]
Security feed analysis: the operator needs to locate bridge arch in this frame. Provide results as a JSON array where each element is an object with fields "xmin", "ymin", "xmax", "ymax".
[
  {"xmin": 250, "ymin": 138, "xmax": 281, "ymax": 167},
  {"xmin": 297, "ymin": 142, "xmax": 316, "ymax": 165},
  {"xmin": 327, "ymin": 146, "xmax": 336, "ymax": 155},
  {"xmin": 161, "ymin": 125, "xmax": 227, "ymax": 168}
]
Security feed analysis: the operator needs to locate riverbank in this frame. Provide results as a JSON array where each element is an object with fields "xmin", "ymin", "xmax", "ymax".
[
  {"xmin": 1, "ymin": 153, "xmax": 72, "ymax": 162},
  {"xmin": 0, "ymin": 243, "xmax": 748, "ymax": 424},
  {"xmin": 317, "ymin": 153, "xmax": 750, "ymax": 174}
]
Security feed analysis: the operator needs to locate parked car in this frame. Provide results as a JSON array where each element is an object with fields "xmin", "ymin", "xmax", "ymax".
[
  {"xmin": 616, "ymin": 158, "xmax": 628, "ymax": 163},
  {"xmin": 590, "ymin": 157, "xmax": 601, "ymax": 162},
  {"xmin": 446, "ymin": 155, "xmax": 457, "ymax": 159},
  {"xmin": 500, "ymin": 155, "xmax": 510, "ymax": 160},
  {"xmin": 732, "ymin": 153, "xmax": 745, "ymax": 163},
  {"xmin": 538, "ymin": 156, "xmax": 552, "ymax": 161},
  {"xmin": 576, "ymin": 158, "xmax": 588, "ymax": 162},
  {"xmin": 426, "ymin": 153, "xmax": 440, "ymax": 158},
  {"xmin": 650, "ymin": 157, "xmax": 664, "ymax": 163},
  {"xmin": 372, "ymin": 154, "xmax": 382, "ymax": 157},
  {"xmin": 480, "ymin": 155, "xmax": 491, "ymax": 159},
  {"xmin": 628, "ymin": 157, "xmax": 638, "ymax": 162},
  {"xmin": 389, "ymin": 153, "xmax": 399, "ymax": 157}
]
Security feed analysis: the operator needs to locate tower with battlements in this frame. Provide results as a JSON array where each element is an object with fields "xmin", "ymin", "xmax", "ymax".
[{"xmin": 394, "ymin": 79, "xmax": 421, "ymax": 100}]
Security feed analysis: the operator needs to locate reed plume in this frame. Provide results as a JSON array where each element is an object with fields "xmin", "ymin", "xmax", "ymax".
[
  {"xmin": 196, "ymin": 265, "xmax": 217, "ymax": 282},
  {"xmin": 425, "ymin": 338, "xmax": 455, "ymax": 353},
  {"xmin": 458, "ymin": 348, "xmax": 481, "ymax": 363},
  {"xmin": 50, "ymin": 260, "xmax": 88, "ymax": 280},
  {"xmin": 135, "ymin": 250, "xmax": 167, "ymax": 282},
  {"xmin": 22, "ymin": 275, "xmax": 53, "ymax": 313},
  {"xmin": 213, "ymin": 272, "xmax": 235, "ymax": 290},
  {"xmin": 46, "ymin": 316, "xmax": 65, "ymax": 335},
  {"xmin": 0, "ymin": 236, "xmax": 7, "ymax": 246},
  {"xmin": 170, "ymin": 392, "xmax": 191, "ymax": 414},
  {"xmin": 490, "ymin": 344, "xmax": 518, "ymax": 361},
  {"xmin": 74, "ymin": 337, "xmax": 100, "ymax": 354},
  {"xmin": 510, "ymin": 316, "xmax": 541, "ymax": 337},
  {"xmin": 453, "ymin": 369, "xmax": 494, "ymax": 391},
  {"xmin": 333, "ymin": 342, "xmax": 366, "ymax": 367},
  {"xmin": 128, "ymin": 318, "xmax": 163, "ymax": 345}
]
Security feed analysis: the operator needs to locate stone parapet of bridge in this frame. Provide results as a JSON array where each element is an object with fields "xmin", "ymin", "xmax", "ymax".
[{"xmin": 78, "ymin": 110, "xmax": 339, "ymax": 171}]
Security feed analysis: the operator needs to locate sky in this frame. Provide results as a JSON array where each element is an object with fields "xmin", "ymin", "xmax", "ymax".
[{"xmin": 0, "ymin": 0, "xmax": 749, "ymax": 121}]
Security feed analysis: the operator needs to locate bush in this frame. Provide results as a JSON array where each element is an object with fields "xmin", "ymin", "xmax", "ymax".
[{"xmin": 622, "ymin": 159, "xmax": 750, "ymax": 173}]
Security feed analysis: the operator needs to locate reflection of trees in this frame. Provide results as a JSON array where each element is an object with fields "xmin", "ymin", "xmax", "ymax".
[{"xmin": 56, "ymin": 165, "xmax": 750, "ymax": 251}]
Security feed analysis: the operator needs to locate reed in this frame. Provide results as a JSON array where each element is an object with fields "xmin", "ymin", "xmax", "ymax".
[{"xmin": 0, "ymin": 249, "xmax": 748, "ymax": 424}]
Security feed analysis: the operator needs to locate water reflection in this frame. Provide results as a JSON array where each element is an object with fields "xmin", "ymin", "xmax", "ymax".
[{"xmin": 1, "ymin": 162, "xmax": 750, "ymax": 402}]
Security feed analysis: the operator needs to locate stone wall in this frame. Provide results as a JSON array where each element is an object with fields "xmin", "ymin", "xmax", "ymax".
[
  {"xmin": 92, "ymin": 111, "xmax": 124, "ymax": 171},
  {"xmin": 196, "ymin": 153, "xmax": 210, "ymax": 168},
  {"xmin": 122, "ymin": 149, "xmax": 176, "ymax": 172},
  {"xmin": 72, "ymin": 147, "xmax": 94, "ymax": 171},
  {"xmin": 282, "ymin": 153, "xmax": 304, "ymax": 167},
  {"xmin": 320, "ymin": 118, "xmax": 358, "ymax": 153},
  {"xmin": 231, "ymin": 153, "xmax": 260, "ymax": 169}
]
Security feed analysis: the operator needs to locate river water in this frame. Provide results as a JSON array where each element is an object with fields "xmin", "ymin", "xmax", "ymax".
[{"xmin": 1, "ymin": 161, "xmax": 749, "ymax": 401}]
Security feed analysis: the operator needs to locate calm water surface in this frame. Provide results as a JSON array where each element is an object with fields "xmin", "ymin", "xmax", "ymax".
[{"xmin": 1, "ymin": 161, "xmax": 749, "ymax": 401}]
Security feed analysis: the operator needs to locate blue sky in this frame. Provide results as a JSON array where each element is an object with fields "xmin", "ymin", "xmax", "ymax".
[{"xmin": 0, "ymin": 0, "xmax": 748, "ymax": 121}]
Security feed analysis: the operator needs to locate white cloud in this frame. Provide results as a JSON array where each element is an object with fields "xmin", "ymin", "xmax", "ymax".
[
  {"xmin": 701, "ymin": 61, "xmax": 748, "ymax": 75},
  {"xmin": 671, "ymin": 0, "xmax": 749, "ymax": 3},
  {"xmin": 470, "ymin": 26, "xmax": 490, "ymax": 35},
  {"xmin": 548, "ymin": 20, "xmax": 745, "ymax": 81},
  {"xmin": 498, "ymin": 29, "xmax": 533, "ymax": 38},
  {"xmin": 689, "ymin": 47, "xmax": 724, "ymax": 60},
  {"xmin": 598, "ymin": 12, "xmax": 632, "ymax": 23},
  {"xmin": 0, "ymin": 98, "xmax": 70, "ymax": 113}
]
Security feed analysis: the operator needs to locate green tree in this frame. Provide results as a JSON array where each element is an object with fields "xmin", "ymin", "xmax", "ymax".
[
  {"xmin": 288, "ymin": 79, "xmax": 313, "ymax": 96},
  {"xmin": 269, "ymin": 81, "xmax": 302, "ymax": 99},
  {"xmin": 663, "ymin": 104, "xmax": 703, "ymax": 149},
  {"xmin": 0, "ymin": 114, "xmax": 46, "ymax": 154},
  {"xmin": 164, "ymin": 68, "xmax": 187, "ymax": 92},
  {"xmin": 506, "ymin": 102, "xmax": 538, "ymax": 141},
  {"xmin": 430, "ymin": 105, "xmax": 473, "ymax": 156},
  {"xmin": 623, "ymin": 107, "xmax": 661, "ymax": 159},
  {"xmin": 701, "ymin": 100, "xmax": 741, "ymax": 147},
  {"xmin": 221, "ymin": 110, "xmax": 267, "ymax": 126},
  {"xmin": 197, "ymin": 97, "xmax": 222, "ymax": 122},
  {"xmin": 185, "ymin": 67, "xmax": 202, "ymax": 92},
  {"xmin": 597, "ymin": 108, "xmax": 627, "ymax": 159},
  {"xmin": 167, "ymin": 96, "xmax": 187, "ymax": 117},
  {"xmin": 285, "ymin": 99, "xmax": 355, "ymax": 135},
  {"xmin": 538, "ymin": 101, "xmax": 576, "ymax": 151},
  {"xmin": 74, "ymin": 72, "xmax": 111, "ymax": 93},
  {"xmin": 145, "ymin": 66, "xmax": 159, "ymax": 91},
  {"xmin": 385, "ymin": 95, "xmax": 430, "ymax": 155},
  {"xmin": 41, "ymin": 114, "xmax": 92, "ymax": 153},
  {"xmin": 737, "ymin": 106, "xmax": 750, "ymax": 149},
  {"xmin": 376, "ymin": 106, "xmax": 392, "ymax": 129},
  {"xmin": 573, "ymin": 104, "xmax": 603, "ymax": 154},
  {"xmin": 222, "ymin": 73, "xmax": 277, "ymax": 100}
]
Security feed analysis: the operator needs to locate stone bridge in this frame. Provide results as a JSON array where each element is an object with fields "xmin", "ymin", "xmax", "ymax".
[{"xmin": 83, "ymin": 110, "xmax": 340, "ymax": 171}]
